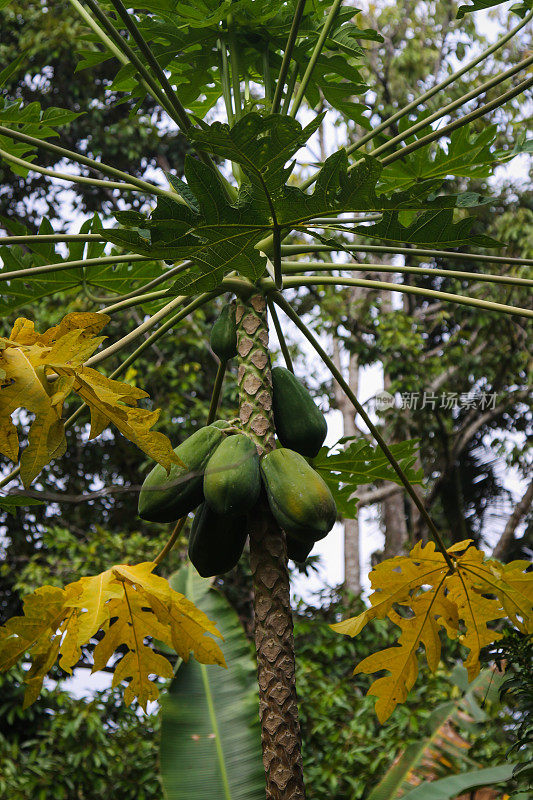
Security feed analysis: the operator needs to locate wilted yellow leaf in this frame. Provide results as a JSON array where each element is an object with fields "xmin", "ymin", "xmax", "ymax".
[
  {"xmin": 332, "ymin": 541, "xmax": 532, "ymax": 722},
  {"xmin": 0, "ymin": 312, "xmax": 178, "ymax": 485},
  {"xmin": 0, "ymin": 562, "xmax": 225, "ymax": 710}
]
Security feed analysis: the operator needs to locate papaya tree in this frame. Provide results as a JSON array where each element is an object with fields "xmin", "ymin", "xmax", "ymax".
[{"xmin": 0, "ymin": 2, "xmax": 532, "ymax": 799}]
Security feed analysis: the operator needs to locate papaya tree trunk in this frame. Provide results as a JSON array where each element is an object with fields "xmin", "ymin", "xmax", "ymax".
[{"xmin": 236, "ymin": 293, "xmax": 306, "ymax": 800}]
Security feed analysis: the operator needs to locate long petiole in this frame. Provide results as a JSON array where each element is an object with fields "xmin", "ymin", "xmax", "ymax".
[
  {"xmin": 308, "ymin": 215, "xmax": 382, "ymax": 224},
  {"xmin": 347, "ymin": 8, "xmax": 533, "ymax": 155},
  {"xmin": 280, "ymin": 243, "xmax": 533, "ymax": 268},
  {"xmin": 107, "ymin": 0, "xmax": 192, "ymax": 132},
  {"xmin": 267, "ymin": 297, "xmax": 294, "ymax": 372},
  {"xmin": 280, "ymin": 260, "xmax": 533, "ymax": 288},
  {"xmin": 0, "ymin": 148, "xmax": 139, "ymax": 192},
  {"xmin": 68, "ymin": 0, "xmax": 176, "ymax": 121},
  {"xmin": 227, "ymin": 17, "xmax": 242, "ymax": 121},
  {"xmin": 378, "ymin": 76, "xmax": 533, "ymax": 169},
  {"xmin": 88, "ymin": 295, "xmax": 190, "ymax": 365},
  {"xmin": 207, "ymin": 361, "xmax": 227, "ymax": 424},
  {"xmin": 0, "ymin": 254, "xmax": 149, "ymax": 282},
  {"xmin": 0, "ymin": 125, "xmax": 177, "ymax": 199},
  {"xmin": 271, "ymin": 0, "xmax": 307, "ymax": 114},
  {"xmin": 271, "ymin": 291, "xmax": 455, "ymax": 572},
  {"xmin": 218, "ymin": 38, "xmax": 235, "ymax": 126},
  {"xmin": 281, "ymin": 62, "xmax": 299, "ymax": 115},
  {"xmin": 289, "ymin": 0, "xmax": 343, "ymax": 117},
  {"xmin": 0, "ymin": 233, "xmax": 103, "ymax": 247},
  {"xmin": 85, "ymin": 261, "xmax": 192, "ymax": 305},
  {"xmin": 368, "ymin": 54, "xmax": 533, "ymax": 160},
  {"xmin": 270, "ymin": 275, "xmax": 533, "ymax": 319},
  {"xmin": 106, "ymin": 0, "xmax": 216, "ymax": 171},
  {"xmin": 97, "ymin": 288, "xmax": 172, "ymax": 313}
]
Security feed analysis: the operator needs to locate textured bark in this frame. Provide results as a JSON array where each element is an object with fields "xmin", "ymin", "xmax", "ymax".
[{"xmin": 236, "ymin": 293, "xmax": 306, "ymax": 800}]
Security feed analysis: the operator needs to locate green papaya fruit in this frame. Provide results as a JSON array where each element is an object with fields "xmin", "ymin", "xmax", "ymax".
[
  {"xmin": 210, "ymin": 304, "xmax": 237, "ymax": 362},
  {"xmin": 203, "ymin": 434, "xmax": 261, "ymax": 516},
  {"xmin": 286, "ymin": 535, "xmax": 314, "ymax": 563},
  {"xmin": 138, "ymin": 425, "xmax": 226, "ymax": 523},
  {"xmin": 260, "ymin": 448, "xmax": 336, "ymax": 542},
  {"xmin": 271, "ymin": 366, "xmax": 327, "ymax": 458},
  {"xmin": 188, "ymin": 502, "xmax": 247, "ymax": 577}
]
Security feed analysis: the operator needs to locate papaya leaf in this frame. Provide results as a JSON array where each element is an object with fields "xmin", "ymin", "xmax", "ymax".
[
  {"xmin": 0, "ymin": 312, "xmax": 179, "ymax": 485},
  {"xmin": 379, "ymin": 125, "xmax": 500, "ymax": 193},
  {"xmin": 311, "ymin": 437, "xmax": 423, "ymax": 519},
  {"xmin": 331, "ymin": 540, "xmax": 533, "ymax": 722},
  {"xmin": 0, "ymin": 562, "xmax": 225, "ymax": 711},
  {"xmin": 354, "ymin": 209, "xmax": 501, "ymax": 248},
  {"xmin": 104, "ymin": 154, "xmax": 269, "ymax": 293},
  {"xmin": 105, "ymin": 114, "xmax": 497, "ymax": 293}
]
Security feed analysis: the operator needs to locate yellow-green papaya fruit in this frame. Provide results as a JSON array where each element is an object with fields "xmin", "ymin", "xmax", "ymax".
[
  {"xmin": 137, "ymin": 425, "xmax": 225, "ymax": 523},
  {"xmin": 260, "ymin": 448, "xmax": 336, "ymax": 542},
  {"xmin": 203, "ymin": 434, "xmax": 261, "ymax": 516}
]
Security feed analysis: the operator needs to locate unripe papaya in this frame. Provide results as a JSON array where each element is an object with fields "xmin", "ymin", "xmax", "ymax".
[
  {"xmin": 188, "ymin": 502, "xmax": 247, "ymax": 577},
  {"xmin": 271, "ymin": 367, "xmax": 327, "ymax": 458},
  {"xmin": 138, "ymin": 425, "xmax": 225, "ymax": 523},
  {"xmin": 286, "ymin": 535, "xmax": 314, "ymax": 563},
  {"xmin": 260, "ymin": 448, "xmax": 336, "ymax": 542},
  {"xmin": 211, "ymin": 419, "xmax": 231, "ymax": 429},
  {"xmin": 204, "ymin": 434, "xmax": 261, "ymax": 516},
  {"xmin": 210, "ymin": 304, "xmax": 237, "ymax": 362}
]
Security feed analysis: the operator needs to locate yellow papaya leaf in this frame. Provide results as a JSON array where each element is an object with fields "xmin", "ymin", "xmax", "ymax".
[
  {"xmin": 0, "ymin": 562, "xmax": 225, "ymax": 711},
  {"xmin": 0, "ymin": 312, "xmax": 179, "ymax": 486},
  {"xmin": 332, "ymin": 541, "xmax": 532, "ymax": 722}
]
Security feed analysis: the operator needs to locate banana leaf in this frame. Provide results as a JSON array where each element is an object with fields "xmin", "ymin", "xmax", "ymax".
[
  {"xmin": 399, "ymin": 764, "xmax": 515, "ymax": 800},
  {"xmin": 159, "ymin": 564, "xmax": 265, "ymax": 800},
  {"xmin": 367, "ymin": 666, "xmax": 504, "ymax": 800}
]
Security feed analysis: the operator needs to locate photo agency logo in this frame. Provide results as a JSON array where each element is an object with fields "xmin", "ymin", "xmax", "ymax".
[
  {"xmin": 374, "ymin": 390, "xmax": 498, "ymax": 413},
  {"xmin": 375, "ymin": 391, "xmax": 395, "ymax": 411}
]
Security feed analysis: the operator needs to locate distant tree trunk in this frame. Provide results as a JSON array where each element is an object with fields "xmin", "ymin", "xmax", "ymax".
[
  {"xmin": 236, "ymin": 294, "xmax": 306, "ymax": 800},
  {"xmin": 380, "ymin": 285, "xmax": 409, "ymax": 558},
  {"xmin": 332, "ymin": 338, "xmax": 362, "ymax": 595}
]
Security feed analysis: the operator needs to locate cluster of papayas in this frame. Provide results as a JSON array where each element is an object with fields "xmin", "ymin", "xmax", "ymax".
[
  {"xmin": 137, "ymin": 423, "xmax": 261, "ymax": 577},
  {"xmin": 137, "ymin": 351, "xmax": 336, "ymax": 574}
]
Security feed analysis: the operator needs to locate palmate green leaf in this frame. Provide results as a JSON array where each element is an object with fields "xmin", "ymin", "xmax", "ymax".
[
  {"xmin": 189, "ymin": 113, "xmax": 324, "ymax": 207},
  {"xmin": 379, "ymin": 125, "xmax": 499, "ymax": 193},
  {"xmin": 82, "ymin": 1, "xmax": 374, "ymax": 121},
  {"xmin": 0, "ymin": 98, "xmax": 82, "ymax": 155},
  {"xmin": 311, "ymin": 437, "xmax": 423, "ymax": 519},
  {"xmin": 103, "ymin": 114, "xmax": 502, "ymax": 294},
  {"xmin": 354, "ymin": 209, "xmax": 501, "ymax": 249},
  {"xmin": 160, "ymin": 564, "xmax": 265, "ymax": 800},
  {"xmin": 0, "ymin": 214, "xmax": 169, "ymax": 315}
]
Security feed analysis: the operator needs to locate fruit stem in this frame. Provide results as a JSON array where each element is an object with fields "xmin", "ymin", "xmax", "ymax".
[{"xmin": 207, "ymin": 361, "xmax": 227, "ymax": 424}]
